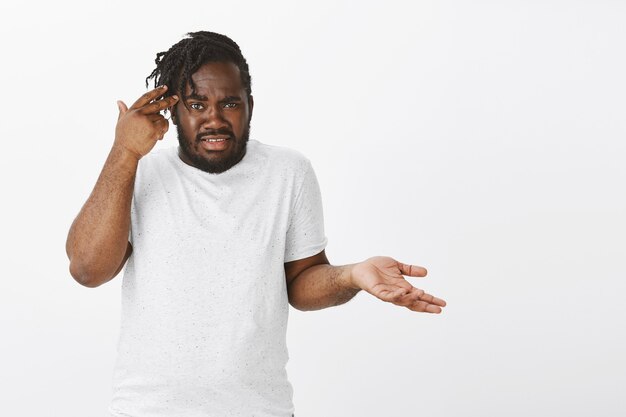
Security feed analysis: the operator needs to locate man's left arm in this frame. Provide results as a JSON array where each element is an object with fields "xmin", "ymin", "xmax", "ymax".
[{"xmin": 285, "ymin": 250, "xmax": 447, "ymax": 313}]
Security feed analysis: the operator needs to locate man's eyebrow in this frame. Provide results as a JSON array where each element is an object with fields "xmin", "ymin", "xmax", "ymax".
[
  {"xmin": 185, "ymin": 93, "xmax": 208, "ymax": 101},
  {"xmin": 183, "ymin": 94, "xmax": 242, "ymax": 102},
  {"xmin": 220, "ymin": 96, "xmax": 243, "ymax": 103}
]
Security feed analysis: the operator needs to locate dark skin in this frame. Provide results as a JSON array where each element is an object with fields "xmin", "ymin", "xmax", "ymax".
[
  {"xmin": 67, "ymin": 61, "xmax": 447, "ymax": 314},
  {"xmin": 171, "ymin": 61, "xmax": 253, "ymax": 174},
  {"xmin": 66, "ymin": 86, "xmax": 178, "ymax": 287}
]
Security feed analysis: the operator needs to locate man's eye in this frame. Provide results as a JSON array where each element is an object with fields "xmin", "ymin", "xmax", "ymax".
[
  {"xmin": 190, "ymin": 103, "xmax": 204, "ymax": 110},
  {"xmin": 223, "ymin": 103, "xmax": 238, "ymax": 109}
]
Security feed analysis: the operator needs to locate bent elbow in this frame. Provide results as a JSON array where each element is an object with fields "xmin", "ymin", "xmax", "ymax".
[
  {"xmin": 68, "ymin": 260, "xmax": 109, "ymax": 288},
  {"xmin": 287, "ymin": 296, "xmax": 321, "ymax": 312}
]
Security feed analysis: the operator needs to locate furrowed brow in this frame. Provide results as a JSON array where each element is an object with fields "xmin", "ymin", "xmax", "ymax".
[
  {"xmin": 185, "ymin": 93, "xmax": 208, "ymax": 101},
  {"xmin": 220, "ymin": 96, "xmax": 243, "ymax": 103}
]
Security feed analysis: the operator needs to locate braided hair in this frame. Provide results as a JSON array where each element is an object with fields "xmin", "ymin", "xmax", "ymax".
[{"xmin": 146, "ymin": 31, "xmax": 252, "ymax": 107}]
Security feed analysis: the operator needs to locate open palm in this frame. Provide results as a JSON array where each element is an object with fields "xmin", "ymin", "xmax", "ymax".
[{"xmin": 351, "ymin": 256, "xmax": 446, "ymax": 313}]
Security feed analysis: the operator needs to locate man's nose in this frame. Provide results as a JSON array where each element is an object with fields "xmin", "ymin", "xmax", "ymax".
[{"xmin": 201, "ymin": 104, "xmax": 229, "ymax": 130}]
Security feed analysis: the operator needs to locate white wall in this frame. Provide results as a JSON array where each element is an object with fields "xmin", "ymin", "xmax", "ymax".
[{"xmin": 1, "ymin": 1, "xmax": 624, "ymax": 416}]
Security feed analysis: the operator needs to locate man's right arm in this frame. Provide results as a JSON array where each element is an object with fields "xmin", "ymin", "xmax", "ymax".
[
  {"xmin": 65, "ymin": 85, "xmax": 178, "ymax": 288},
  {"xmin": 66, "ymin": 146, "xmax": 139, "ymax": 287}
]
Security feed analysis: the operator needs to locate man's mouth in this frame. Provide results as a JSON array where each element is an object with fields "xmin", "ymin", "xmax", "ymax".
[
  {"xmin": 199, "ymin": 135, "xmax": 231, "ymax": 151},
  {"xmin": 201, "ymin": 137, "xmax": 228, "ymax": 142}
]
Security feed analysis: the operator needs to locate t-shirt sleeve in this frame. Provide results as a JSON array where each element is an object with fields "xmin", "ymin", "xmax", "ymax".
[{"xmin": 284, "ymin": 159, "xmax": 328, "ymax": 262}]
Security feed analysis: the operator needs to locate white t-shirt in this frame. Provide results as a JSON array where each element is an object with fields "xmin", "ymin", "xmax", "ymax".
[{"xmin": 108, "ymin": 139, "xmax": 327, "ymax": 417}]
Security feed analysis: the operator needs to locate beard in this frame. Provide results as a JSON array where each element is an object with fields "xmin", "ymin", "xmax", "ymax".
[{"xmin": 176, "ymin": 123, "xmax": 250, "ymax": 174}]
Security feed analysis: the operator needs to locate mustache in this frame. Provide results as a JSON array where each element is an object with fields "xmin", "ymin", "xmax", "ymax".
[{"xmin": 196, "ymin": 129, "xmax": 234, "ymax": 141}]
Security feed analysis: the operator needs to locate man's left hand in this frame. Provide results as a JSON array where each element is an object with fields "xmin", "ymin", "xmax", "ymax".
[{"xmin": 350, "ymin": 257, "xmax": 447, "ymax": 313}]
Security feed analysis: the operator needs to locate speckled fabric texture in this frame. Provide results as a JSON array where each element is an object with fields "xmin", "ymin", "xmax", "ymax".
[{"xmin": 108, "ymin": 140, "xmax": 327, "ymax": 417}]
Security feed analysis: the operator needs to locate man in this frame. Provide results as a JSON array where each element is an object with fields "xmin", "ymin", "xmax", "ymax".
[{"xmin": 66, "ymin": 31, "xmax": 446, "ymax": 417}]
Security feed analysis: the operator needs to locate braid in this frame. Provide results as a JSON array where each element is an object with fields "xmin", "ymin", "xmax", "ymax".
[{"xmin": 145, "ymin": 31, "xmax": 252, "ymax": 106}]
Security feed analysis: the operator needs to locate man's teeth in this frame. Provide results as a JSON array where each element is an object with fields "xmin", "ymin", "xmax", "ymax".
[{"xmin": 204, "ymin": 138, "xmax": 227, "ymax": 142}]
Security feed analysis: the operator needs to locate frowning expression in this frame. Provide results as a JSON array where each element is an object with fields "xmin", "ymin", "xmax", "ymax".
[{"xmin": 172, "ymin": 61, "xmax": 253, "ymax": 174}]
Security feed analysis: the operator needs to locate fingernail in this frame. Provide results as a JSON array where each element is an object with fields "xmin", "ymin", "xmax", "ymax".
[
  {"xmin": 172, "ymin": 95, "xmax": 178, "ymax": 100},
  {"xmin": 160, "ymin": 85, "xmax": 167, "ymax": 89}
]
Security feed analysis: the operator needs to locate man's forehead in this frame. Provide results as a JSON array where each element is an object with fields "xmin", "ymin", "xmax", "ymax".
[{"xmin": 190, "ymin": 61, "xmax": 242, "ymax": 87}]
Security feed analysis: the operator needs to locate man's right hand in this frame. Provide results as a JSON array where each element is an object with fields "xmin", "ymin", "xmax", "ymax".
[{"xmin": 114, "ymin": 85, "xmax": 179, "ymax": 160}]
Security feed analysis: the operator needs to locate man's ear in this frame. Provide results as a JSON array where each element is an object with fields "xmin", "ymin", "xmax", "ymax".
[
  {"xmin": 248, "ymin": 94, "xmax": 254, "ymax": 121},
  {"xmin": 169, "ymin": 102, "xmax": 178, "ymax": 125}
]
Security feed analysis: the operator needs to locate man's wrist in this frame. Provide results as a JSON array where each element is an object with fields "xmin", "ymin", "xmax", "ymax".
[
  {"xmin": 110, "ymin": 144, "xmax": 142, "ymax": 166},
  {"xmin": 339, "ymin": 263, "xmax": 361, "ymax": 290}
]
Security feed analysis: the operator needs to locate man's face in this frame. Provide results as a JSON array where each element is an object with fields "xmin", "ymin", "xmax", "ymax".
[{"xmin": 172, "ymin": 61, "xmax": 253, "ymax": 174}]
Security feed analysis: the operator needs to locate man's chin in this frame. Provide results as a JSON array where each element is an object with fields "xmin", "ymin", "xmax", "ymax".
[{"xmin": 180, "ymin": 140, "xmax": 247, "ymax": 174}]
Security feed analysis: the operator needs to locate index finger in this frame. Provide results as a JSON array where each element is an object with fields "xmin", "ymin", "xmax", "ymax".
[
  {"xmin": 138, "ymin": 95, "xmax": 179, "ymax": 115},
  {"xmin": 130, "ymin": 85, "xmax": 168, "ymax": 110},
  {"xmin": 417, "ymin": 291, "xmax": 447, "ymax": 307}
]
